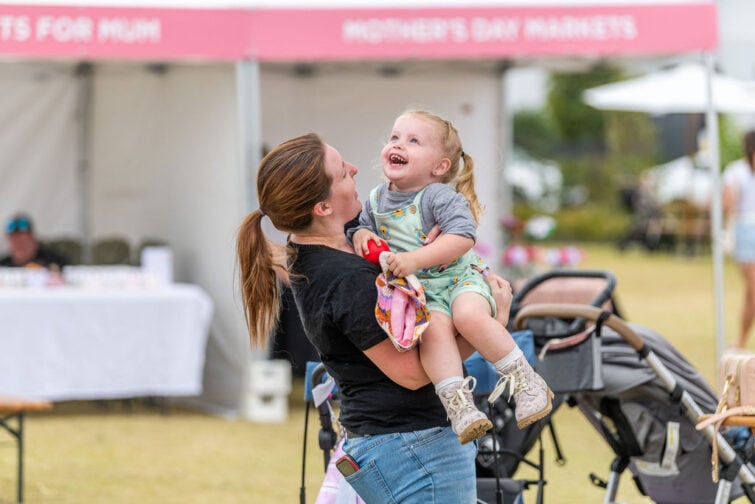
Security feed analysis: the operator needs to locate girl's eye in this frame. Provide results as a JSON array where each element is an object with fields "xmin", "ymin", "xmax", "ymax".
[
  {"xmin": 410, "ymin": 138, "xmax": 419, "ymax": 144},
  {"xmin": 390, "ymin": 135, "xmax": 398, "ymax": 141}
]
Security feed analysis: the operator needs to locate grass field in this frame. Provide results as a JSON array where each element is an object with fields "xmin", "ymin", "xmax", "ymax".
[{"xmin": 0, "ymin": 243, "xmax": 749, "ymax": 503}]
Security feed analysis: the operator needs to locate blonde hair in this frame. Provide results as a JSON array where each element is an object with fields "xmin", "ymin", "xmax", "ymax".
[
  {"xmin": 236, "ymin": 133, "xmax": 330, "ymax": 348},
  {"xmin": 402, "ymin": 110, "xmax": 483, "ymax": 224}
]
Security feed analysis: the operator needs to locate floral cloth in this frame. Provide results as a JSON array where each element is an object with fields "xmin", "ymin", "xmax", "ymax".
[{"xmin": 374, "ymin": 269, "xmax": 430, "ymax": 351}]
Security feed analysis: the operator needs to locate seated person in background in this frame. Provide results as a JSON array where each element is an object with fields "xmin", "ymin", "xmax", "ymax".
[{"xmin": 0, "ymin": 213, "xmax": 66, "ymax": 269}]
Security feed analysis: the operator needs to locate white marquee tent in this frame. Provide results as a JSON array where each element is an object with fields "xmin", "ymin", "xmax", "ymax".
[
  {"xmin": 0, "ymin": 0, "xmax": 718, "ymax": 415},
  {"xmin": 584, "ymin": 62, "xmax": 755, "ymax": 114}
]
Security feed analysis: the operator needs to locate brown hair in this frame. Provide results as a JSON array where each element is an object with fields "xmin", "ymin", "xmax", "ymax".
[
  {"xmin": 403, "ymin": 110, "xmax": 484, "ymax": 224},
  {"xmin": 236, "ymin": 133, "xmax": 330, "ymax": 348},
  {"xmin": 745, "ymin": 130, "xmax": 755, "ymax": 169}
]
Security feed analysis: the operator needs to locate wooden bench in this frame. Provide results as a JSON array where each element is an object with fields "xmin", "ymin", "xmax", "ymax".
[{"xmin": 0, "ymin": 396, "xmax": 52, "ymax": 503}]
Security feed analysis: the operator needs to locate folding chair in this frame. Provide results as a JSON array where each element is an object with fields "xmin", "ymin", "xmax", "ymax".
[{"xmin": 300, "ymin": 362, "xmax": 339, "ymax": 504}]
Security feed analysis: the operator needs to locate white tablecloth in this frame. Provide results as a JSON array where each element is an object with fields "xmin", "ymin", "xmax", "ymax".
[{"xmin": 0, "ymin": 284, "xmax": 213, "ymax": 401}]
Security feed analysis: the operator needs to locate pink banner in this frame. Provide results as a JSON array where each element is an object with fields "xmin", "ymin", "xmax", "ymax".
[
  {"xmin": 0, "ymin": 5, "xmax": 251, "ymax": 60},
  {"xmin": 250, "ymin": 4, "xmax": 718, "ymax": 61},
  {"xmin": 0, "ymin": 4, "xmax": 717, "ymax": 61}
]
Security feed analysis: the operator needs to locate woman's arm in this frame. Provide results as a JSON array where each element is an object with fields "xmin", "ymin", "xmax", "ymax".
[
  {"xmin": 723, "ymin": 183, "xmax": 738, "ymax": 219},
  {"xmin": 363, "ymin": 341, "xmax": 431, "ymax": 390},
  {"xmin": 363, "ymin": 265, "xmax": 513, "ymax": 390}
]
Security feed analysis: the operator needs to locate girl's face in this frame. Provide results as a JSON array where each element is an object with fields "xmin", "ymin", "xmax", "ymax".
[
  {"xmin": 322, "ymin": 143, "xmax": 362, "ymax": 224},
  {"xmin": 381, "ymin": 114, "xmax": 448, "ymax": 192}
]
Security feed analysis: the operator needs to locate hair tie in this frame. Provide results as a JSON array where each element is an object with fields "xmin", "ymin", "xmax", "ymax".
[
  {"xmin": 460, "ymin": 150, "xmax": 466, "ymax": 158},
  {"xmin": 258, "ymin": 208, "xmax": 266, "ymax": 217}
]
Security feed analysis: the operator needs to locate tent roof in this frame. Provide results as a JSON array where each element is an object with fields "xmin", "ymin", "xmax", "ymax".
[
  {"xmin": 0, "ymin": 1, "xmax": 717, "ymax": 62},
  {"xmin": 583, "ymin": 62, "xmax": 755, "ymax": 114}
]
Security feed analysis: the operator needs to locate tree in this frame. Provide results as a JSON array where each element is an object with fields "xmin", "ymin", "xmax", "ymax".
[{"xmin": 547, "ymin": 65, "xmax": 625, "ymax": 147}]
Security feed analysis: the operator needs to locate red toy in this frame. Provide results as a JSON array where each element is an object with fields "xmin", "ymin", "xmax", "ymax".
[{"xmin": 362, "ymin": 239, "xmax": 391, "ymax": 265}]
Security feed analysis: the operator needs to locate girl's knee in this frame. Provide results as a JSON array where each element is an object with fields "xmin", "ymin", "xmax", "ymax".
[
  {"xmin": 452, "ymin": 294, "xmax": 491, "ymax": 328},
  {"xmin": 452, "ymin": 306, "xmax": 485, "ymax": 333}
]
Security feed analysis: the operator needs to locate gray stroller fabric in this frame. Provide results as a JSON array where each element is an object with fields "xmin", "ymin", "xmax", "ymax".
[
  {"xmin": 575, "ymin": 323, "xmax": 741, "ymax": 504},
  {"xmin": 595, "ymin": 323, "xmax": 717, "ymax": 410}
]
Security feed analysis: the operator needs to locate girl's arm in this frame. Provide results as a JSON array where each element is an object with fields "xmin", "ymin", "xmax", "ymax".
[
  {"xmin": 383, "ymin": 184, "xmax": 476, "ymax": 277},
  {"xmin": 383, "ymin": 234, "xmax": 473, "ymax": 278}
]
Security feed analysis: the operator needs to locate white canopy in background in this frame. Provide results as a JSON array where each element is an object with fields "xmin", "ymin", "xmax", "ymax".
[
  {"xmin": 0, "ymin": 1, "xmax": 719, "ymax": 416},
  {"xmin": 583, "ymin": 62, "xmax": 755, "ymax": 114}
]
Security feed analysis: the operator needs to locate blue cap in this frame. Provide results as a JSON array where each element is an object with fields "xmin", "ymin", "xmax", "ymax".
[{"xmin": 6, "ymin": 215, "xmax": 32, "ymax": 234}]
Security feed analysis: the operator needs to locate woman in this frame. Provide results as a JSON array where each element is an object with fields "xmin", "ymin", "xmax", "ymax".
[
  {"xmin": 237, "ymin": 133, "xmax": 513, "ymax": 503},
  {"xmin": 723, "ymin": 130, "xmax": 755, "ymax": 349}
]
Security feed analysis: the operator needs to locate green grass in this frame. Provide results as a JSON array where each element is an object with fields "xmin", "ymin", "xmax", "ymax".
[{"xmin": 0, "ymin": 243, "xmax": 748, "ymax": 503}]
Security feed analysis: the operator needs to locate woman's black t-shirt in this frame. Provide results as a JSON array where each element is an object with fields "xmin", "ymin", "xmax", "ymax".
[{"xmin": 288, "ymin": 242, "xmax": 447, "ymax": 435}]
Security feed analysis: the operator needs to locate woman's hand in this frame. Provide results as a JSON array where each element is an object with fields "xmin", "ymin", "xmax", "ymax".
[
  {"xmin": 472, "ymin": 264, "xmax": 513, "ymax": 327},
  {"xmin": 423, "ymin": 225, "xmax": 442, "ymax": 245}
]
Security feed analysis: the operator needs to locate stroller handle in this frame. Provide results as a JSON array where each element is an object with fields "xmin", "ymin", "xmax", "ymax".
[{"xmin": 514, "ymin": 303, "xmax": 643, "ymax": 351}]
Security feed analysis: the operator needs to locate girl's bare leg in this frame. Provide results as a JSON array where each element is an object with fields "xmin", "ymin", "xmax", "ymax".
[
  {"xmin": 420, "ymin": 310, "xmax": 491, "ymax": 443},
  {"xmin": 418, "ymin": 312, "xmax": 463, "ymax": 384},
  {"xmin": 452, "ymin": 292, "xmax": 553, "ymax": 429},
  {"xmin": 451, "ymin": 292, "xmax": 513, "ymax": 362}
]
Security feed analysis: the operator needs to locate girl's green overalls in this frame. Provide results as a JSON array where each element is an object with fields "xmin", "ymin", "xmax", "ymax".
[{"xmin": 369, "ymin": 186, "xmax": 496, "ymax": 317}]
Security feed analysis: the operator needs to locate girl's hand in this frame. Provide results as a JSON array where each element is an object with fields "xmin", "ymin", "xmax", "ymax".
[
  {"xmin": 353, "ymin": 229, "xmax": 383, "ymax": 257},
  {"xmin": 384, "ymin": 252, "xmax": 419, "ymax": 278}
]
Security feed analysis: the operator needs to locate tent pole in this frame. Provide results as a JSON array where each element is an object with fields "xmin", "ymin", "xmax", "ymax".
[
  {"xmin": 75, "ymin": 62, "xmax": 94, "ymax": 264},
  {"xmin": 498, "ymin": 61, "xmax": 513, "ymax": 256},
  {"xmin": 235, "ymin": 60, "xmax": 263, "ymax": 214},
  {"xmin": 703, "ymin": 52, "xmax": 726, "ymax": 364},
  {"xmin": 235, "ymin": 59, "xmax": 266, "ymax": 366},
  {"xmin": 498, "ymin": 61, "xmax": 513, "ymax": 219}
]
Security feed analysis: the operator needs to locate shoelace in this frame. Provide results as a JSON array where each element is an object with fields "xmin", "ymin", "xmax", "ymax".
[
  {"xmin": 489, "ymin": 363, "xmax": 527, "ymax": 404},
  {"xmin": 443, "ymin": 376, "xmax": 477, "ymax": 414}
]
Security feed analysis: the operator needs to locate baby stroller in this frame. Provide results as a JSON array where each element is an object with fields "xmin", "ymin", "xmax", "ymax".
[
  {"xmin": 510, "ymin": 269, "xmax": 755, "ymax": 504},
  {"xmin": 471, "ymin": 270, "xmax": 620, "ymax": 503}
]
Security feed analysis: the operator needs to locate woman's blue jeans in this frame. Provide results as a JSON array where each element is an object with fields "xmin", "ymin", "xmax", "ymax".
[{"xmin": 342, "ymin": 426, "xmax": 477, "ymax": 503}]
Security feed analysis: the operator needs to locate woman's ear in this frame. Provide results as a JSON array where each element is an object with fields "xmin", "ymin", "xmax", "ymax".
[
  {"xmin": 433, "ymin": 158, "xmax": 452, "ymax": 177},
  {"xmin": 313, "ymin": 201, "xmax": 332, "ymax": 217}
]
